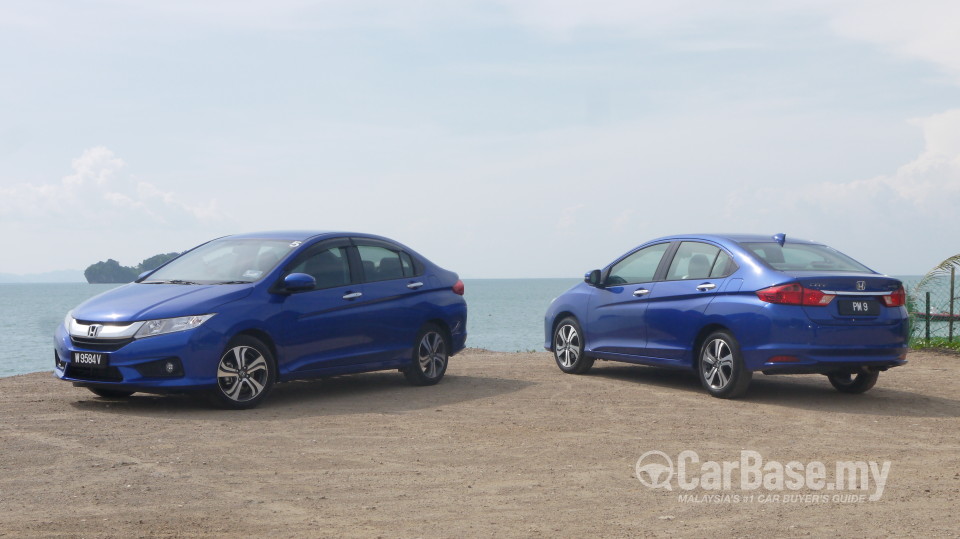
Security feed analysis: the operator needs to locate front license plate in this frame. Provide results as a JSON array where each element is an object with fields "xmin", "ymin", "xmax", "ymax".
[
  {"xmin": 838, "ymin": 299, "xmax": 880, "ymax": 316},
  {"xmin": 72, "ymin": 351, "xmax": 108, "ymax": 367}
]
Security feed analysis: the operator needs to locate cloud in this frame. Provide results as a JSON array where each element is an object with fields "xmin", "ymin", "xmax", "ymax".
[
  {"xmin": 808, "ymin": 0, "xmax": 960, "ymax": 83},
  {"xmin": 722, "ymin": 108, "xmax": 960, "ymax": 273},
  {"xmin": 823, "ymin": 109, "xmax": 960, "ymax": 214},
  {"xmin": 0, "ymin": 146, "xmax": 221, "ymax": 227}
]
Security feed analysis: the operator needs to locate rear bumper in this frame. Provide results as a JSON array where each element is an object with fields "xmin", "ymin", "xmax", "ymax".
[{"xmin": 758, "ymin": 358, "xmax": 907, "ymax": 375}]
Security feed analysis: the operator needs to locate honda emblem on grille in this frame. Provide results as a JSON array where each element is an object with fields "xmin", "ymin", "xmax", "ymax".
[
  {"xmin": 87, "ymin": 324, "xmax": 103, "ymax": 338},
  {"xmin": 856, "ymin": 281, "xmax": 866, "ymax": 291}
]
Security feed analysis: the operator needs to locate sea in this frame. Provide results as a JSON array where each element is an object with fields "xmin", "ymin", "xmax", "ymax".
[
  {"xmin": 2, "ymin": 276, "xmax": 954, "ymax": 378},
  {"xmin": 0, "ymin": 279, "xmax": 580, "ymax": 378}
]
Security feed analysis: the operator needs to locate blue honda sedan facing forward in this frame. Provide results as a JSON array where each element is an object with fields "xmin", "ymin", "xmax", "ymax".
[
  {"xmin": 544, "ymin": 234, "xmax": 908, "ymax": 398},
  {"xmin": 56, "ymin": 231, "xmax": 467, "ymax": 409}
]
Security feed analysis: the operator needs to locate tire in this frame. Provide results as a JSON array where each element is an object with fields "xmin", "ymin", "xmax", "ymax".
[
  {"xmin": 698, "ymin": 330, "xmax": 751, "ymax": 398},
  {"xmin": 87, "ymin": 387, "xmax": 135, "ymax": 398},
  {"xmin": 553, "ymin": 317, "xmax": 594, "ymax": 374},
  {"xmin": 209, "ymin": 335, "xmax": 276, "ymax": 410},
  {"xmin": 828, "ymin": 370, "xmax": 879, "ymax": 394},
  {"xmin": 404, "ymin": 324, "xmax": 449, "ymax": 386}
]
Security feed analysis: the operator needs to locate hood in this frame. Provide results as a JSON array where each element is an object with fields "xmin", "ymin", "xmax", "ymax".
[{"xmin": 71, "ymin": 283, "xmax": 255, "ymax": 322}]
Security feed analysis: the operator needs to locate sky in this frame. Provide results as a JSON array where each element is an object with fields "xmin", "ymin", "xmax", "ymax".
[{"xmin": 1, "ymin": 0, "xmax": 959, "ymax": 279}]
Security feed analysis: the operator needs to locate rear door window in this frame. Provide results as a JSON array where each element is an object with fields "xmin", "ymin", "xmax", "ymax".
[
  {"xmin": 357, "ymin": 245, "xmax": 408, "ymax": 282},
  {"xmin": 666, "ymin": 242, "xmax": 721, "ymax": 281}
]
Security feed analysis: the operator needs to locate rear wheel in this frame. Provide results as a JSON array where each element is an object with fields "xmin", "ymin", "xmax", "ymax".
[
  {"xmin": 698, "ymin": 331, "xmax": 751, "ymax": 398},
  {"xmin": 404, "ymin": 324, "xmax": 449, "ymax": 386},
  {"xmin": 828, "ymin": 370, "xmax": 879, "ymax": 394},
  {"xmin": 210, "ymin": 336, "xmax": 275, "ymax": 410},
  {"xmin": 553, "ymin": 317, "xmax": 594, "ymax": 374},
  {"xmin": 87, "ymin": 387, "xmax": 135, "ymax": 399}
]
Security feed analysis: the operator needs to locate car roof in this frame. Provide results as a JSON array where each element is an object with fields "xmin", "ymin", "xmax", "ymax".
[
  {"xmin": 221, "ymin": 230, "xmax": 394, "ymax": 242},
  {"xmin": 647, "ymin": 233, "xmax": 824, "ymax": 246}
]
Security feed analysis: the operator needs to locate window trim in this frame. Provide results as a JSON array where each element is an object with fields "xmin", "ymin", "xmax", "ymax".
[
  {"xmin": 350, "ymin": 238, "xmax": 425, "ymax": 283},
  {"xmin": 603, "ymin": 241, "xmax": 675, "ymax": 286},
  {"xmin": 275, "ymin": 238, "xmax": 355, "ymax": 293}
]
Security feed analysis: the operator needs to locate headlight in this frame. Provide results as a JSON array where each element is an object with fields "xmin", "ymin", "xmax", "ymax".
[{"xmin": 134, "ymin": 314, "xmax": 215, "ymax": 339}]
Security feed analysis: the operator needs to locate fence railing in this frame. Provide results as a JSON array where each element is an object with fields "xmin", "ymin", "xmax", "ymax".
[{"xmin": 907, "ymin": 267, "xmax": 957, "ymax": 343}]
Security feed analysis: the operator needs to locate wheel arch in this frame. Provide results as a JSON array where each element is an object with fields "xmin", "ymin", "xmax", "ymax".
[
  {"xmin": 549, "ymin": 311, "xmax": 579, "ymax": 350},
  {"xmin": 423, "ymin": 318, "xmax": 453, "ymax": 350},
  {"xmin": 691, "ymin": 323, "xmax": 733, "ymax": 368},
  {"xmin": 231, "ymin": 328, "xmax": 279, "ymax": 368}
]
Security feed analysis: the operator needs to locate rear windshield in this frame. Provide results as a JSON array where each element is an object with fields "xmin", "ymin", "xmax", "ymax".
[{"xmin": 742, "ymin": 242, "xmax": 871, "ymax": 273}]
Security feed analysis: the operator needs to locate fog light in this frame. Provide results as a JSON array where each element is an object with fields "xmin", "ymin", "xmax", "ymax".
[{"xmin": 164, "ymin": 361, "xmax": 176, "ymax": 374}]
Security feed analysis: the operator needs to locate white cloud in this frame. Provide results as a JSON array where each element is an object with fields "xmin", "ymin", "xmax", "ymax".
[
  {"xmin": 0, "ymin": 147, "xmax": 229, "ymax": 274},
  {"xmin": 0, "ymin": 146, "xmax": 220, "ymax": 227},
  {"xmin": 807, "ymin": 0, "xmax": 960, "ymax": 82}
]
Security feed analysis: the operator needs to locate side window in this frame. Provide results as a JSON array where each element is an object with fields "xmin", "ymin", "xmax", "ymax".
[
  {"xmin": 607, "ymin": 243, "xmax": 669, "ymax": 285},
  {"xmin": 357, "ymin": 245, "xmax": 406, "ymax": 282},
  {"xmin": 710, "ymin": 251, "xmax": 737, "ymax": 278},
  {"xmin": 289, "ymin": 247, "xmax": 351, "ymax": 290},
  {"xmin": 399, "ymin": 251, "xmax": 416, "ymax": 277},
  {"xmin": 666, "ymin": 242, "xmax": 721, "ymax": 281}
]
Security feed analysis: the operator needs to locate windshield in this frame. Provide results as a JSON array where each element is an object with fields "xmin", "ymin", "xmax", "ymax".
[
  {"xmin": 742, "ymin": 242, "xmax": 872, "ymax": 273},
  {"xmin": 142, "ymin": 239, "xmax": 297, "ymax": 284}
]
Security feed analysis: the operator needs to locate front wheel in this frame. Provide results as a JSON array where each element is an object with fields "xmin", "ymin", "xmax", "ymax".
[
  {"xmin": 553, "ymin": 317, "xmax": 594, "ymax": 374},
  {"xmin": 209, "ymin": 336, "xmax": 276, "ymax": 410},
  {"xmin": 404, "ymin": 324, "xmax": 449, "ymax": 386},
  {"xmin": 698, "ymin": 331, "xmax": 751, "ymax": 398},
  {"xmin": 828, "ymin": 370, "xmax": 879, "ymax": 394}
]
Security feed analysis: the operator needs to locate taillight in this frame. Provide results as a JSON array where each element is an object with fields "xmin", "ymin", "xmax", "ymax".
[
  {"xmin": 881, "ymin": 286, "xmax": 905, "ymax": 307},
  {"xmin": 452, "ymin": 280, "xmax": 465, "ymax": 296},
  {"xmin": 756, "ymin": 283, "xmax": 834, "ymax": 306}
]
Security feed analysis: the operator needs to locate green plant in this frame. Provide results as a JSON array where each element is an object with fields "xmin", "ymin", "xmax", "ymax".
[
  {"xmin": 909, "ymin": 337, "xmax": 960, "ymax": 353},
  {"xmin": 916, "ymin": 253, "xmax": 960, "ymax": 291}
]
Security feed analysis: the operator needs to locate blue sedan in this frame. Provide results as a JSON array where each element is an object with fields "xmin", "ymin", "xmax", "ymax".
[
  {"xmin": 56, "ymin": 231, "xmax": 467, "ymax": 409},
  {"xmin": 544, "ymin": 234, "xmax": 908, "ymax": 398}
]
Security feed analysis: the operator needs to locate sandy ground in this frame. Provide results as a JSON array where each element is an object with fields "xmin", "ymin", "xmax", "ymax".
[{"xmin": 1, "ymin": 349, "xmax": 958, "ymax": 538}]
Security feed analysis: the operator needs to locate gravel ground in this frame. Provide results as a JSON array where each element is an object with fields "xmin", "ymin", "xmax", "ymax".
[{"xmin": 1, "ymin": 349, "xmax": 958, "ymax": 537}]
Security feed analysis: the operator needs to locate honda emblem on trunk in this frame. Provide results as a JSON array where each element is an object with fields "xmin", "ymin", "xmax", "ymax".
[{"xmin": 856, "ymin": 281, "xmax": 866, "ymax": 291}]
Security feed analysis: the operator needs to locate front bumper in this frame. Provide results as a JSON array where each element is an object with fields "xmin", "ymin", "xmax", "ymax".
[{"xmin": 53, "ymin": 323, "xmax": 221, "ymax": 392}]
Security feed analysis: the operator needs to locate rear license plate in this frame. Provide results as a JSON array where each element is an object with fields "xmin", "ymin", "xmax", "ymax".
[
  {"xmin": 72, "ymin": 352, "xmax": 108, "ymax": 367},
  {"xmin": 838, "ymin": 299, "xmax": 880, "ymax": 316}
]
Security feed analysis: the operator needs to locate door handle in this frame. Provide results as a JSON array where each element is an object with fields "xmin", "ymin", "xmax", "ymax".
[
  {"xmin": 696, "ymin": 283, "xmax": 717, "ymax": 292},
  {"xmin": 406, "ymin": 281, "xmax": 424, "ymax": 289},
  {"xmin": 342, "ymin": 292, "xmax": 363, "ymax": 300},
  {"xmin": 633, "ymin": 288, "xmax": 650, "ymax": 297}
]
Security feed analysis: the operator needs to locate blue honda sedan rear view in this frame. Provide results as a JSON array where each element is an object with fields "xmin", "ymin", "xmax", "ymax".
[
  {"xmin": 544, "ymin": 234, "xmax": 908, "ymax": 398},
  {"xmin": 56, "ymin": 231, "xmax": 467, "ymax": 409}
]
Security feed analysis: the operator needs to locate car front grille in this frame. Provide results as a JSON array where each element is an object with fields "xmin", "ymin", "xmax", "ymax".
[
  {"xmin": 70, "ymin": 336, "xmax": 134, "ymax": 352},
  {"xmin": 65, "ymin": 363, "xmax": 123, "ymax": 382}
]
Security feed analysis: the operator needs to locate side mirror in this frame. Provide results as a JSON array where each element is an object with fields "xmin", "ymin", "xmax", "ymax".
[
  {"xmin": 584, "ymin": 269, "xmax": 603, "ymax": 287},
  {"xmin": 283, "ymin": 273, "xmax": 316, "ymax": 292}
]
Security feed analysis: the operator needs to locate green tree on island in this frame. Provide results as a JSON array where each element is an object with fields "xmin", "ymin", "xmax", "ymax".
[{"xmin": 84, "ymin": 252, "xmax": 180, "ymax": 284}]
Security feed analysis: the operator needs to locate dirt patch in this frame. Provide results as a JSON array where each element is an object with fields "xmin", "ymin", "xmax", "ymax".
[{"xmin": 1, "ymin": 349, "xmax": 958, "ymax": 537}]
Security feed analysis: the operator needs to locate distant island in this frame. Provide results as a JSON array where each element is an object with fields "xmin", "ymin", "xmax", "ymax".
[{"xmin": 84, "ymin": 253, "xmax": 180, "ymax": 284}]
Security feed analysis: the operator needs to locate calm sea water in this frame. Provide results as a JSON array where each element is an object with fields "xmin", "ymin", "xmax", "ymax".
[
  {"xmin": 4, "ymin": 276, "xmax": 952, "ymax": 378},
  {"xmin": 0, "ymin": 279, "xmax": 579, "ymax": 377}
]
